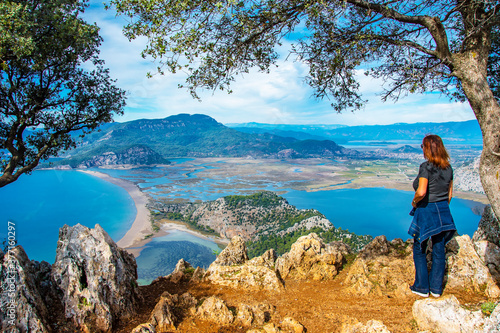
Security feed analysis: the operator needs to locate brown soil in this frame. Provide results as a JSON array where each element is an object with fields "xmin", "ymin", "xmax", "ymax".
[{"xmin": 115, "ymin": 268, "xmax": 488, "ymax": 333}]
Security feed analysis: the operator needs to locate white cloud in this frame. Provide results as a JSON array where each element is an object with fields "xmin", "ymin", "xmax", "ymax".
[{"xmin": 83, "ymin": 0, "xmax": 478, "ymax": 126}]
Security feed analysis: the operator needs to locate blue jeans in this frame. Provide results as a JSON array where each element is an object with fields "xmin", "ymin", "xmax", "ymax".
[{"xmin": 412, "ymin": 231, "xmax": 450, "ymax": 294}]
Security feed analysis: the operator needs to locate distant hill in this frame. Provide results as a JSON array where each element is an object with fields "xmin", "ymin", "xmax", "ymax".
[
  {"xmin": 227, "ymin": 120, "xmax": 482, "ymax": 143},
  {"xmin": 55, "ymin": 114, "xmax": 361, "ymax": 167}
]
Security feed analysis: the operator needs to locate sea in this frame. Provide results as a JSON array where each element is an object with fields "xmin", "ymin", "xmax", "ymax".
[{"xmin": 0, "ymin": 160, "xmax": 485, "ymax": 284}]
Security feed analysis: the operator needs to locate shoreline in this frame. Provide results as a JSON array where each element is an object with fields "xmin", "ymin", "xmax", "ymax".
[{"xmin": 79, "ymin": 169, "xmax": 228, "ymax": 257}]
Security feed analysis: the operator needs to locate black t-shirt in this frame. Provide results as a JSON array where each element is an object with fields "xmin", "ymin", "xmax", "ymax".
[{"xmin": 413, "ymin": 161, "xmax": 453, "ymax": 203}]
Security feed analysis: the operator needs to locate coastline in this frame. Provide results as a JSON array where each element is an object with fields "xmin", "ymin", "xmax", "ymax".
[
  {"xmin": 78, "ymin": 170, "xmax": 153, "ymax": 249},
  {"xmin": 79, "ymin": 169, "xmax": 228, "ymax": 257}
]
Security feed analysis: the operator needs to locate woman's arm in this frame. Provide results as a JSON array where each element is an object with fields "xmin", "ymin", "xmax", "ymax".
[
  {"xmin": 412, "ymin": 177, "xmax": 428, "ymax": 208},
  {"xmin": 448, "ymin": 180, "xmax": 453, "ymax": 204}
]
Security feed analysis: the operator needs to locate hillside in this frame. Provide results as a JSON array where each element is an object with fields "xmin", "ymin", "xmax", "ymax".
[
  {"xmin": 150, "ymin": 191, "xmax": 373, "ymax": 257},
  {"xmin": 228, "ymin": 120, "xmax": 483, "ymax": 143},
  {"xmin": 5, "ymin": 207, "xmax": 500, "ymax": 333},
  {"xmin": 54, "ymin": 114, "xmax": 362, "ymax": 167}
]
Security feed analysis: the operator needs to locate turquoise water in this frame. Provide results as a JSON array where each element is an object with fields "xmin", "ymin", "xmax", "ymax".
[
  {"xmin": 282, "ymin": 188, "xmax": 482, "ymax": 242},
  {"xmin": 0, "ymin": 167, "xmax": 485, "ymax": 281},
  {"xmin": 0, "ymin": 169, "xmax": 136, "ymax": 263}
]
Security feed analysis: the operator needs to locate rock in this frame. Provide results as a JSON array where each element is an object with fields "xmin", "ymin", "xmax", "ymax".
[
  {"xmin": 0, "ymin": 246, "xmax": 53, "ymax": 333},
  {"xmin": 78, "ymin": 145, "xmax": 166, "ymax": 168},
  {"xmin": 474, "ymin": 240, "xmax": 500, "ymax": 284},
  {"xmin": 195, "ymin": 296, "xmax": 234, "ymax": 325},
  {"xmin": 262, "ymin": 323, "xmax": 280, "ymax": 333},
  {"xmin": 340, "ymin": 317, "xmax": 391, "ymax": 333},
  {"xmin": 251, "ymin": 303, "xmax": 275, "ymax": 326},
  {"xmin": 131, "ymin": 323, "xmax": 156, "ymax": 333},
  {"xmin": 247, "ymin": 249, "xmax": 277, "ymax": 269},
  {"xmin": 412, "ymin": 295, "xmax": 486, "ymax": 332},
  {"xmin": 473, "ymin": 205, "xmax": 500, "ymax": 246},
  {"xmin": 148, "ymin": 292, "xmax": 177, "ymax": 332},
  {"xmin": 214, "ymin": 235, "xmax": 249, "ymax": 266},
  {"xmin": 328, "ymin": 241, "xmax": 353, "ymax": 256},
  {"xmin": 445, "ymin": 235, "xmax": 500, "ymax": 298},
  {"xmin": 205, "ymin": 262, "xmax": 285, "ymax": 291},
  {"xmin": 190, "ymin": 267, "xmax": 206, "ymax": 283},
  {"xmin": 236, "ymin": 304, "xmax": 255, "ymax": 326},
  {"xmin": 275, "ymin": 233, "xmax": 345, "ymax": 280},
  {"xmin": 168, "ymin": 258, "xmax": 193, "ymax": 283},
  {"xmin": 205, "ymin": 237, "xmax": 284, "ymax": 291},
  {"xmin": 342, "ymin": 237, "xmax": 413, "ymax": 297},
  {"xmin": 51, "ymin": 224, "xmax": 142, "ymax": 332},
  {"xmin": 281, "ymin": 317, "xmax": 306, "ymax": 333}
]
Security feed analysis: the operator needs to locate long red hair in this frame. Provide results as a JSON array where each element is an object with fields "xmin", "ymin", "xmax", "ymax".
[{"xmin": 422, "ymin": 134, "xmax": 450, "ymax": 169}]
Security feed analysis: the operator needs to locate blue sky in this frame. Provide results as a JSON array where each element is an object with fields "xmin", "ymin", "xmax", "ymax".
[{"xmin": 83, "ymin": 1, "xmax": 477, "ymax": 126}]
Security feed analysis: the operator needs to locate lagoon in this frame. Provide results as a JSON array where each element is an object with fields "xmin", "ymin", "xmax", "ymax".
[{"xmin": 0, "ymin": 164, "xmax": 485, "ymax": 282}]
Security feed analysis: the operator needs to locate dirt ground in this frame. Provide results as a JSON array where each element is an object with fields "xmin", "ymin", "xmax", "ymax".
[{"xmin": 115, "ymin": 268, "xmax": 488, "ymax": 333}]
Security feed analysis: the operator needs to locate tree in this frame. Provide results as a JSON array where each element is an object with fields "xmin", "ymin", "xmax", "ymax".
[
  {"xmin": 0, "ymin": 0, "xmax": 126, "ymax": 187},
  {"xmin": 111, "ymin": 0, "xmax": 500, "ymax": 217}
]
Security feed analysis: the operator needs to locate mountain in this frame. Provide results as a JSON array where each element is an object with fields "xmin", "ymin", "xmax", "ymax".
[
  {"xmin": 56, "ymin": 114, "xmax": 362, "ymax": 167},
  {"xmin": 227, "ymin": 120, "xmax": 483, "ymax": 143}
]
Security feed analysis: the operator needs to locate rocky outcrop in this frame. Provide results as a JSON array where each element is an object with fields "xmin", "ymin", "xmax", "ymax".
[
  {"xmin": 445, "ymin": 235, "xmax": 500, "ymax": 298},
  {"xmin": 340, "ymin": 317, "xmax": 391, "ymax": 333},
  {"xmin": 472, "ymin": 205, "xmax": 500, "ymax": 284},
  {"xmin": 473, "ymin": 205, "xmax": 500, "ymax": 245},
  {"xmin": 51, "ymin": 223, "xmax": 142, "ymax": 332},
  {"xmin": 0, "ymin": 246, "xmax": 54, "ymax": 333},
  {"xmin": 275, "ymin": 233, "xmax": 346, "ymax": 280},
  {"xmin": 205, "ymin": 236, "xmax": 284, "ymax": 291},
  {"xmin": 195, "ymin": 296, "xmax": 234, "ymax": 325},
  {"xmin": 343, "ymin": 236, "xmax": 414, "ymax": 297},
  {"xmin": 213, "ymin": 235, "xmax": 249, "ymax": 266},
  {"xmin": 276, "ymin": 215, "xmax": 333, "ymax": 237},
  {"xmin": 78, "ymin": 145, "xmax": 166, "ymax": 168},
  {"xmin": 412, "ymin": 295, "xmax": 500, "ymax": 332}
]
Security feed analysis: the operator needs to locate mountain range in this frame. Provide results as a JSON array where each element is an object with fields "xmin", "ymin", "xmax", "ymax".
[{"xmin": 53, "ymin": 114, "xmax": 481, "ymax": 167}]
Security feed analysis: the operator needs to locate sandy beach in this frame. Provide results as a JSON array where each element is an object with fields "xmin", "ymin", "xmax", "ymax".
[{"xmin": 79, "ymin": 169, "xmax": 228, "ymax": 257}]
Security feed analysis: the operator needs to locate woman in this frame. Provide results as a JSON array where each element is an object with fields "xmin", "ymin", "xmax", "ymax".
[{"xmin": 408, "ymin": 134, "xmax": 456, "ymax": 298}]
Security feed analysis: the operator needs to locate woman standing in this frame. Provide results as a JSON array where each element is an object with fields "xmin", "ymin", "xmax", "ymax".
[{"xmin": 409, "ymin": 134, "xmax": 456, "ymax": 298}]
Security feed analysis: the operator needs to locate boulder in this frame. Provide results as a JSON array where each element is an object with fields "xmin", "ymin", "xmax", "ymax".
[
  {"xmin": 51, "ymin": 224, "xmax": 142, "ymax": 332},
  {"xmin": 168, "ymin": 258, "xmax": 193, "ymax": 283},
  {"xmin": 213, "ymin": 235, "xmax": 248, "ymax": 266},
  {"xmin": 148, "ymin": 292, "xmax": 177, "ymax": 332},
  {"xmin": 412, "ymin": 295, "xmax": 490, "ymax": 332},
  {"xmin": 472, "ymin": 205, "xmax": 500, "ymax": 246},
  {"xmin": 205, "ymin": 237, "xmax": 284, "ymax": 291},
  {"xmin": 235, "ymin": 303, "xmax": 275, "ymax": 327},
  {"xmin": 0, "ymin": 246, "xmax": 53, "ymax": 333},
  {"xmin": 474, "ymin": 240, "xmax": 500, "ymax": 285},
  {"xmin": 445, "ymin": 235, "xmax": 500, "ymax": 298},
  {"xmin": 275, "ymin": 233, "xmax": 345, "ymax": 280},
  {"xmin": 340, "ymin": 317, "xmax": 391, "ymax": 333},
  {"xmin": 195, "ymin": 296, "xmax": 234, "ymax": 325},
  {"xmin": 281, "ymin": 317, "xmax": 306, "ymax": 333},
  {"xmin": 342, "ymin": 236, "xmax": 414, "ymax": 297}
]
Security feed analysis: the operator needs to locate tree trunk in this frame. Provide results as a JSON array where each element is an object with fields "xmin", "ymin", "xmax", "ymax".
[{"xmin": 454, "ymin": 54, "xmax": 500, "ymax": 220}]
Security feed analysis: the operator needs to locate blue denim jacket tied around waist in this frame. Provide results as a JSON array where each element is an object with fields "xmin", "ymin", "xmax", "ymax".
[{"xmin": 408, "ymin": 200, "xmax": 456, "ymax": 243}]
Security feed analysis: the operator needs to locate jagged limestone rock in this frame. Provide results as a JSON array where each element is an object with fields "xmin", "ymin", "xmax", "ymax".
[
  {"xmin": 131, "ymin": 323, "xmax": 156, "ymax": 333},
  {"xmin": 474, "ymin": 240, "xmax": 500, "ymax": 285},
  {"xmin": 236, "ymin": 304, "xmax": 255, "ymax": 326},
  {"xmin": 247, "ymin": 249, "xmax": 277, "ymax": 269},
  {"xmin": 473, "ymin": 205, "xmax": 500, "ymax": 246},
  {"xmin": 412, "ymin": 295, "xmax": 489, "ymax": 332},
  {"xmin": 445, "ymin": 235, "xmax": 500, "ymax": 298},
  {"xmin": 275, "ymin": 233, "xmax": 345, "ymax": 280},
  {"xmin": 214, "ymin": 235, "xmax": 249, "ymax": 266},
  {"xmin": 148, "ymin": 292, "xmax": 177, "ymax": 331},
  {"xmin": 195, "ymin": 296, "xmax": 234, "ymax": 325},
  {"xmin": 343, "ymin": 236, "xmax": 414, "ymax": 297},
  {"xmin": 340, "ymin": 317, "xmax": 391, "ymax": 333},
  {"xmin": 167, "ymin": 258, "xmax": 193, "ymax": 283},
  {"xmin": 281, "ymin": 317, "xmax": 306, "ymax": 333},
  {"xmin": 0, "ymin": 246, "xmax": 52, "ymax": 333},
  {"xmin": 190, "ymin": 267, "xmax": 206, "ymax": 283},
  {"xmin": 51, "ymin": 224, "xmax": 142, "ymax": 332},
  {"xmin": 205, "ymin": 236, "xmax": 284, "ymax": 291}
]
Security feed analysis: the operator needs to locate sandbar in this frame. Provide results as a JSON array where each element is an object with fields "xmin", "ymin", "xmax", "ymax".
[{"xmin": 78, "ymin": 170, "xmax": 153, "ymax": 249}]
